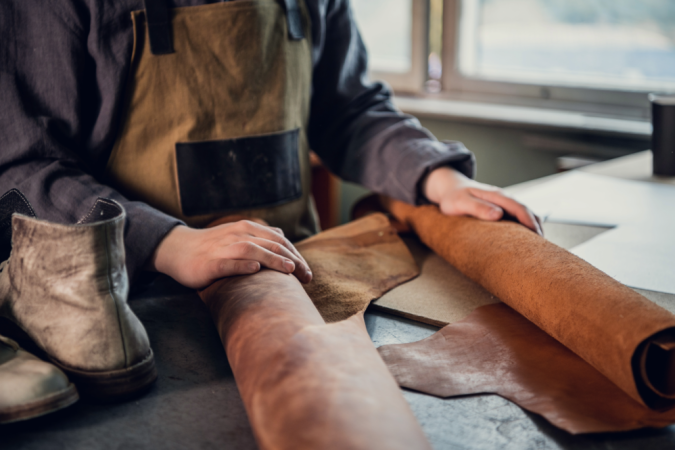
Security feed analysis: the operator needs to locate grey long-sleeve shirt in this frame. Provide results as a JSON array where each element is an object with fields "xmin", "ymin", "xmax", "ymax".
[{"xmin": 0, "ymin": 0, "xmax": 475, "ymax": 282}]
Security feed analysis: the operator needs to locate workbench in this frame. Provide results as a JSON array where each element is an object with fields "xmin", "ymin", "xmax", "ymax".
[{"xmin": 4, "ymin": 151, "xmax": 675, "ymax": 449}]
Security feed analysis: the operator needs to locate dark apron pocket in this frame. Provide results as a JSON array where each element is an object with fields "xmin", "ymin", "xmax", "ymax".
[{"xmin": 175, "ymin": 128, "xmax": 302, "ymax": 216}]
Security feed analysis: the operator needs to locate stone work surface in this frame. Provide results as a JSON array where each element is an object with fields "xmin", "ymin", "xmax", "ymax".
[{"xmin": 2, "ymin": 276, "xmax": 675, "ymax": 449}]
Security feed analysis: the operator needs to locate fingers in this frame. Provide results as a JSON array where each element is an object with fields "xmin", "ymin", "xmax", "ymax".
[
  {"xmin": 442, "ymin": 194, "xmax": 504, "ymax": 222},
  {"xmin": 234, "ymin": 221, "xmax": 311, "ymax": 275},
  {"xmin": 469, "ymin": 188, "xmax": 543, "ymax": 235},
  {"xmin": 206, "ymin": 259, "xmax": 261, "ymax": 280},
  {"xmin": 249, "ymin": 237, "xmax": 312, "ymax": 283},
  {"xmin": 221, "ymin": 241, "xmax": 309, "ymax": 282}
]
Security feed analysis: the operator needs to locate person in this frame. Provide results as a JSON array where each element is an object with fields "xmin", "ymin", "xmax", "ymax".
[{"xmin": 0, "ymin": 0, "xmax": 541, "ymax": 292}]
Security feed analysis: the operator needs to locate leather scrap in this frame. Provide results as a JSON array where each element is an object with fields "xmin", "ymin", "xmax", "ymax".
[
  {"xmin": 381, "ymin": 197, "xmax": 675, "ymax": 411},
  {"xmin": 198, "ymin": 269, "xmax": 431, "ymax": 450},
  {"xmin": 379, "ymin": 303, "xmax": 675, "ymax": 434},
  {"xmin": 296, "ymin": 213, "xmax": 419, "ymax": 323}
]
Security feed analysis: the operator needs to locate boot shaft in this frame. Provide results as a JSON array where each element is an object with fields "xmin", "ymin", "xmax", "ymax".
[{"xmin": 9, "ymin": 200, "xmax": 129, "ymax": 311}]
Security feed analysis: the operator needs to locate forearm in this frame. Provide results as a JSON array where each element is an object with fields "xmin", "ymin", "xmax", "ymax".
[
  {"xmin": 307, "ymin": 0, "xmax": 475, "ymax": 205},
  {"xmin": 330, "ymin": 120, "xmax": 476, "ymax": 205},
  {"xmin": 0, "ymin": 160, "xmax": 183, "ymax": 282}
]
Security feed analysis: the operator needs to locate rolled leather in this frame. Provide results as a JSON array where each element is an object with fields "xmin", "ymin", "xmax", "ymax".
[
  {"xmin": 381, "ymin": 197, "xmax": 675, "ymax": 410},
  {"xmin": 199, "ymin": 270, "xmax": 430, "ymax": 450},
  {"xmin": 198, "ymin": 214, "xmax": 429, "ymax": 449}
]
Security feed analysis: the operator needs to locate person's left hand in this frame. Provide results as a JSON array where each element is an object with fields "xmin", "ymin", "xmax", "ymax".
[{"xmin": 423, "ymin": 166, "xmax": 543, "ymax": 235}]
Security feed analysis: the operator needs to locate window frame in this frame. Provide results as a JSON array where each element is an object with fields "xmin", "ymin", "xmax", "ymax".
[{"xmin": 364, "ymin": 0, "xmax": 429, "ymax": 94}]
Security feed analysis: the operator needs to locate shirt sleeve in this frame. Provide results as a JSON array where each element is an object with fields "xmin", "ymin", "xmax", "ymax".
[
  {"xmin": 0, "ymin": 1, "xmax": 182, "ymax": 282},
  {"xmin": 307, "ymin": 0, "xmax": 475, "ymax": 205}
]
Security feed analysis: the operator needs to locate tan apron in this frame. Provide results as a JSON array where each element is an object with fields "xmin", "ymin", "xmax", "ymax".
[{"xmin": 107, "ymin": 0, "xmax": 319, "ymax": 240}]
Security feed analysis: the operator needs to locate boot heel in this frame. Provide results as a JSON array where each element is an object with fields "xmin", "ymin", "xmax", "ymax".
[{"xmin": 53, "ymin": 351, "xmax": 158, "ymax": 401}]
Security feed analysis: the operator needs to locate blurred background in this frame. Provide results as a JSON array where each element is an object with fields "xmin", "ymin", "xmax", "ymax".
[
  {"xmin": 329, "ymin": 0, "xmax": 675, "ymax": 224},
  {"xmin": 355, "ymin": 0, "xmax": 675, "ymax": 92}
]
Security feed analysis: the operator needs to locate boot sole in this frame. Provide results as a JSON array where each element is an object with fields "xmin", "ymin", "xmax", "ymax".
[
  {"xmin": 0, "ymin": 383, "xmax": 79, "ymax": 424},
  {"xmin": 53, "ymin": 351, "xmax": 157, "ymax": 401}
]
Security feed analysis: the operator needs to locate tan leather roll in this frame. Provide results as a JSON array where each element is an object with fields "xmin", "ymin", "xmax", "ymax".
[
  {"xmin": 382, "ymin": 197, "xmax": 675, "ymax": 410},
  {"xmin": 198, "ymin": 269, "xmax": 430, "ymax": 450}
]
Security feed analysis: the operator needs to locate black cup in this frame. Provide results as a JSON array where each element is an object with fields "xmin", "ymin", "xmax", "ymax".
[{"xmin": 650, "ymin": 94, "xmax": 675, "ymax": 177}]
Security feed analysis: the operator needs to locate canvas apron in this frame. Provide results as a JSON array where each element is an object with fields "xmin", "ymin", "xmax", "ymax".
[{"xmin": 106, "ymin": 0, "xmax": 319, "ymax": 240}]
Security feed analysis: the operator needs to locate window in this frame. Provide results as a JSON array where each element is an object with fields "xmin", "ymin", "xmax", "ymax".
[
  {"xmin": 459, "ymin": 0, "xmax": 675, "ymax": 93},
  {"xmin": 351, "ymin": 0, "xmax": 412, "ymax": 73},
  {"xmin": 352, "ymin": 0, "xmax": 675, "ymax": 122}
]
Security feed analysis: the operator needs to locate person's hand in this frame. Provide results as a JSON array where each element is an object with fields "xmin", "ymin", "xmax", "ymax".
[
  {"xmin": 423, "ymin": 166, "xmax": 543, "ymax": 235},
  {"xmin": 149, "ymin": 221, "xmax": 312, "ymax": 289}
]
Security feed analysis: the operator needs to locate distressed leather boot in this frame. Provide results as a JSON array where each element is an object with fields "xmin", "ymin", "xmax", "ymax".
[
  {"xmin": 0, "ymin": 197, "xmax": 157, "ymax": 399},
  {"xmin": 0, "ymin": 334, "xmax": 78, "ymax": 423}
]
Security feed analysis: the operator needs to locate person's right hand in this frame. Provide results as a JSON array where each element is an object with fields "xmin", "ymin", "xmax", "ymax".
[{"xmin": 149, "ymin": 221, "xmax": 312, "ymax": 290}]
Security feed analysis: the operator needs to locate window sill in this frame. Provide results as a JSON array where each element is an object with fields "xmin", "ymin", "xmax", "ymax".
[{"xmin": 393, "ymin": 95, "xmax": 652, "ymax": 138}]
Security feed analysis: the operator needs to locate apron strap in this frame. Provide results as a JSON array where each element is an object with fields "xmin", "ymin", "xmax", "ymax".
[
  {"xmin": 143, "ymin": 0, "xmax": 304, "ymax": 56},
  {"xmin": 281, "ymin": 0, "xmax": 305, "ymax": 41},
  {"xmin": 144, "ymin": 0, "xmax": 174, "ymax": 55}
]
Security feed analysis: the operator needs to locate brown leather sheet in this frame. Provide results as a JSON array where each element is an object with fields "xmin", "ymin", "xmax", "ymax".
[
  {"xmin": 373, "ymin": 236, "xmax": 499, "ymax": 327},
  {"xmin": 296, "ymin": 213, "xmax": 419, "ymax": 323},
  {"xmin": 199, "ymin": 270, "xmax": 430, "ymax": 450},
  {"xmin": 379, "ymin": 303, "xmax": 675, "ymax": 434},
  {"xmin": 381, "ymin": 197, "xmax": 675, "ymax": 411},
  {"xmin": 198, "ymin": 215, "xmax": 428, "ymax": 449}
]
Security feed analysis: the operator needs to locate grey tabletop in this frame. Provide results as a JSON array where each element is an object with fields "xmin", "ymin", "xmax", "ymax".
[{"xmin": 3, "ymin": 274, "xmax": 675, "ymax": 450}]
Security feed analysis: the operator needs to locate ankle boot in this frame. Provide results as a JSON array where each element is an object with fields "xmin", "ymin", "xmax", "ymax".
[
  {"xmin": 0, "ymin": 334, "xmax": 78, "ymax": 423},
  {"xmin": 0, "ymin": 197, "xmax": 157, "ymax": 399}
]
